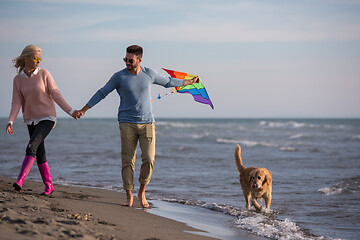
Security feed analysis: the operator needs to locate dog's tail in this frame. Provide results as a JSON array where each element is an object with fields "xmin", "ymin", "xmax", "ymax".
[{"xmin": 234, "ymin": 144, "xmax": 245, "ymax": 174}]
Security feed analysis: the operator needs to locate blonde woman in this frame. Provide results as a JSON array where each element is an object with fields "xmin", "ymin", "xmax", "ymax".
[{"xmin": 6, "ymin": 45, "xmax": 79, "ymax": 195}]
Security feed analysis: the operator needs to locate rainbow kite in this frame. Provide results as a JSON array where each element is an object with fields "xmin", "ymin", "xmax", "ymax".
[{"xmin": 162, "ymin": 68, "xmax": 214, "ymax": 109}]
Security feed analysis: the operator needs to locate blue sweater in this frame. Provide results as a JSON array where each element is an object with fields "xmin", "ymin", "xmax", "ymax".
[{"xmin": 87, "ymin": 67, "xmax": 184, "ymax": 123}]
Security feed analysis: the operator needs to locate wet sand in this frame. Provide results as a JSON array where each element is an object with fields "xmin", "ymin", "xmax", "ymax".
[{"xmin": 0, "ymin": 176, "xmax": 218, "ymax": 240}]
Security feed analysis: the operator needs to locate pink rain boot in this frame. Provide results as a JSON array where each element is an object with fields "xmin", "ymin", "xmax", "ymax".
[
  {"xmin": 38, "ymin": 162, "xmax": 54, "ymax": 195},
  {"xmin": 13, "ymin": 156, "xmax": 35, "ymax": 191}
]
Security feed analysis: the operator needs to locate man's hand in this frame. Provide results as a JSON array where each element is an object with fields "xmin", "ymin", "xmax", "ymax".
[
  {"xmin": 184, "ymin": 76, "xmax": 199, "ymax": 86},
  {"xmin": 78, "ymin": 105, "xmax": 90, "ymax": 119},
  {"xmin": 77, "ymin": 110, "xmax": 85, "ymax": 119},
  {"xmin": 71, "ymin": 105, "xmax": 90, "ymax": 120}
]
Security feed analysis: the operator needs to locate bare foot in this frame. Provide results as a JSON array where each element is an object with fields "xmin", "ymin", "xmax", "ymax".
[
  {"xmin": 138, "ymin": 192, "xmax": 149, "ymax": 208},
  {"xmin": 138, "ymin": 184, "xmax": 149, "ymax": 208},
  {"xmin": 122, "ymin": 190, "xmax": 133, "ymax": 207}
]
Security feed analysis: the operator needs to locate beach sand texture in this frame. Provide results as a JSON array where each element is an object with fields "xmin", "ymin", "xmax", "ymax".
[{"xmin": 0, "ymin": 176, "xmax": 218, "ymax": 240}]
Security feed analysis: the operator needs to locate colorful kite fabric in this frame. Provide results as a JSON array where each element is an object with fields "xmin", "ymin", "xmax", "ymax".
[{"xmin": 162, "ymin": 68, "xmax": 214, "ymax": 109}]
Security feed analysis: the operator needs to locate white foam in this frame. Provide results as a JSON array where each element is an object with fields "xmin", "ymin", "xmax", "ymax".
[
  {"xmin": 317, "ymin": 186, "xmax": 343, "ymax": 196},
  {"xmin": 351, "ymin": 135, "xmax": 360, "ymax": 141},
  {"xmin": 289, "ymin": 134, "xmax": 308, "ymax": 139},
  {"xmin": 278, "ymin": 147, "xmax": 298, "ymax": 152},
  {"xmin": 191, "ymin": 132, "xmax": 210, "ymax": 139},
  {"xmin": 259, "ymin": 120, "xmax": 347, "ymax": 130},
  {"xmin": 259, "ymin": 121, "xmax": 308, "ymax": 129},
  {"xmin": 236, "ymin": 216, "xmax": 318, "ymax": 240},
  {"xmin": 55, "ymin": 178, "xmax": 79, "ymax": 186},
  {"xmin": 156, "ymin": 120, "xmax": 219, "ymax": 129},
  {"xmin": 239, "ymin": 140, "xmax": 278, "ymax": 148},
  {"xmin": 149, "ymin": 195, "xmax": 329, "ymax": 240},
  {"xmin": 156, "ymin": 121, "xmax": 199, "ymax": 128},
  {"xmin": 216, "ymin": 138, "xmax": 279, "ymax": 148},
  {"xmin": 216, "ymin": 138, "xmax": 239, "ymax": 144},
  {"xmin": 200, "ymin": 202, "xmax": 243, "ymax": 217},
  {"xmin": 318, "ymin": 177, "xmax": 360, "ymax": 196}
]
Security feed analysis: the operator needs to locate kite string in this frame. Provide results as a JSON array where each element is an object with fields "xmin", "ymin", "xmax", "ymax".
[{"xmin": 151, "ymin": 88, "xmax": 176, "ymax": 102}]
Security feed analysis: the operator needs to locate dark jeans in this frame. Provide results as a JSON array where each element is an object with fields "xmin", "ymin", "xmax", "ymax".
[{"xmin": 26, "ymin": 120, "xmax": 55, "ymax": 164}]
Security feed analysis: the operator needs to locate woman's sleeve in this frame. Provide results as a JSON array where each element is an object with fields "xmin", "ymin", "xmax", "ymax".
[
  {"xmin": 46, "ymin": 71, "xmax": 73, "ymax": 115},
  {"xmin": 8, "ymin": 79, "xmax": 23, "ymax": 123}
]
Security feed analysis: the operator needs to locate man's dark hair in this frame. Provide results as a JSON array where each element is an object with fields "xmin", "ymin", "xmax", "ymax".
[{"xmin": 126, "ymin": 45, "xmax": 143, "ymax": 58}]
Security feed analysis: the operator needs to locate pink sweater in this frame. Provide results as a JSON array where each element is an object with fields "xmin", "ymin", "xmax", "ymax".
[{"xmin": 8, "ymin": 68, "xmax": 72, "ymax": 123}]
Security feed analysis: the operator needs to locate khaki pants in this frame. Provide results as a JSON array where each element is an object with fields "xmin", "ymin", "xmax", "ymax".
[{"xmin": 119, "ymin": 122, "xmax": 155, "ymax": 191}]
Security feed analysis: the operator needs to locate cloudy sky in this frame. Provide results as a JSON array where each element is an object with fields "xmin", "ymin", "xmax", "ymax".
[{"xmin": 1, "ymin": 0, "xmax": 359, "ymax": 119}]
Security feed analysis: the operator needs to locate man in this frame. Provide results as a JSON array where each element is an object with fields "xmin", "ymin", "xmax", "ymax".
[{"xmin": 77, "ymin": 45, "xmax": 198, "ymax": 207}]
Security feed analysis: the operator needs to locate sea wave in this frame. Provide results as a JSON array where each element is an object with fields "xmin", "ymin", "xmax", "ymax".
[
  {"xmin": 259, "ymin": 121, "xmax": 311, "ymax": 129},
  {"xmin": 259, "ymin": 120, "xmax": 346, "ymax": 130},
  {"xmin": 235, "ymin": 216, "xmax": 321, "ymax": 240},
  {"xmin": 191, "ymin": 132, "xmax": 210, "ymax": 139},
  {"xmin": 55, "ymin": 177, "xmax": 81, "ymax": 186},
  {"xmin": 289, "ymin": 134, "xmax": 309, "ymax": 139},
  {"xmin": 278, "ymin": 147, "xmax": 299, "ymax": 152},
  {"xmin": 174, "ymin": 146, "xmax": 197, "ymax": 152},
  {"xmin": 317, "ymin": 177, "xmax": 360, "ymax": 196},
  {"xmin": 55, "ymin": 178, "xmax": 125, "ymax": 193},
  {"xmin": 317, "ymin": 186, "xmax": 344, "ymax": 196},
  {"xmin": 216, "ymin": 138, "xmax": 239, "ymax": 144},
  {"xmin": 156, "ymin": 121, "xmax": 200, "ymax": 128},
  {"xmin": 216, "ymin": 138, "xmax": 299, "ymax": 152},
  {"xmin": 217, "ymin": 138, "xmax": 278, "ymax": 147},
  {"xmin": 239, "ymin": 140, "xmax": 278, "ymax": 148},
  {"xmin": 350, "ymin": 135, "xmax": 360, "ymax": 141},
  {"xmin": 156, "ymin": 120, "xmax": 220, "ymax": 129},
  {"xmin": 149, "ymin": 195, "xmax": 327, "ymax": 240}
]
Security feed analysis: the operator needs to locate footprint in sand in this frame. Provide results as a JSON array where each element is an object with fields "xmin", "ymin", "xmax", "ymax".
[
  {"xmin": 62, "ymin": 229, "xmax": 84, "ymax": 238},
  {"xmin": 32, "ymin": 218, "xmax": 49, "ymax": 225},
  {"xmin": 17, "ymin": 229, "xmax": 38, "ymax": 236},
  {"xmin": 56, "ymin": 220, "xmax": 80, "ymax": 225}
]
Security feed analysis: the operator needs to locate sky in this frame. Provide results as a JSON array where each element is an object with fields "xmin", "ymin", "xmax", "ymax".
[{"xmin": 0, "ymin": 0, "xmax": 359, "ymax": 119}]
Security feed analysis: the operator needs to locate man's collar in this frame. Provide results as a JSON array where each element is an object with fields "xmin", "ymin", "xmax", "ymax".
[{"xmin": 20, "ymin": 67, "xmax": 40, "ymax": 77}]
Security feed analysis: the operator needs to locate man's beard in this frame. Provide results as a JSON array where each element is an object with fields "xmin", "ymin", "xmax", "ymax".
[{"xmin": 127, "ymin": 64, "xmax": 136, "ymax": 70}]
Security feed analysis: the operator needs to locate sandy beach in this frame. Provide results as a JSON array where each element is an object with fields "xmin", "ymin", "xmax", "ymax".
[{"xmin": 0, "ymin": 176, "xmax": 220, "ymax": 240}]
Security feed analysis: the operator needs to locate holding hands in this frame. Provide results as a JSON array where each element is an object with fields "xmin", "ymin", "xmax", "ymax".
[
  {"xmin": 71, "ymin": 110, "xmax": 81, "ymax": 120},
  {"xmin": 71, "ymin": 105, "xmax": 90, "ymax": 120}
]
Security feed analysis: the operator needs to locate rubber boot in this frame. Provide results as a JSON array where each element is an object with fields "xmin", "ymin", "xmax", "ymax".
[
  {"xmin": 38, "ymin": 162, "xmax": 54, "ymax": 195},
  {"xmin": 13, "ymin": 156, "xmax": 35, "ymax": 191}
]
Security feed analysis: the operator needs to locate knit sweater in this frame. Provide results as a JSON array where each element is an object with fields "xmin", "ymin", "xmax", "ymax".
[
  {"xmin": 8, "ymin": 68, "xmax": 73, "ymax": 123},
  {"xmin": 87, "ymin": 67, "xmax": 184, "ymax": 123}
]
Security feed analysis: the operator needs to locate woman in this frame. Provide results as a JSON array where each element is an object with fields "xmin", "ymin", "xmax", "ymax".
[{"xmin": 6, "ymin": 45, "xmax": 78, "ymax": 195}]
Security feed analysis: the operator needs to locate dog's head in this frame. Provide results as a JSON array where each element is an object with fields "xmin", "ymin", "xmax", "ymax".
[{"xmin": 249, "ymin": 168, "xmax": 270, "ymax": 190}]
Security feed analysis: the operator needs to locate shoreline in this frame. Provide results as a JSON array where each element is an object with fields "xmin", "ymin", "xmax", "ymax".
[
  {"xmin": 0, "ymin": 176, "xmax": 265, "ymax": 240},
  {"xmin": 0, "ymin": 176, "xmax": 219, "ymax": 240},
  {"xmin": 148, "ymin": 200, "xmax": 266, "ymax": 240}
]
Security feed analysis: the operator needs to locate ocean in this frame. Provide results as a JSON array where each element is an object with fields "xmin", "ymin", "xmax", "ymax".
[{"xmin": 1, "ymin": 118, "xmax": 359, "ymax": 240}]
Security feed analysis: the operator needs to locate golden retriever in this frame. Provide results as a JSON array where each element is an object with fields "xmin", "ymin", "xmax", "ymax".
[{"xmin": 234, "ymin": 144, "xmax": 272, "ymax": 212}]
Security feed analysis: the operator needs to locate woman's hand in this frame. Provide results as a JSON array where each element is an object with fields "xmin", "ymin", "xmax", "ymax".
[{"xmin": 6, "ymin": 122, "xmax": 14, "ymax": 135}]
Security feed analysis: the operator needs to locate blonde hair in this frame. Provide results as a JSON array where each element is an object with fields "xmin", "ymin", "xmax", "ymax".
[{"xmin": 13, "ymin": 45, "xmax": 41, "ymax": 73}]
